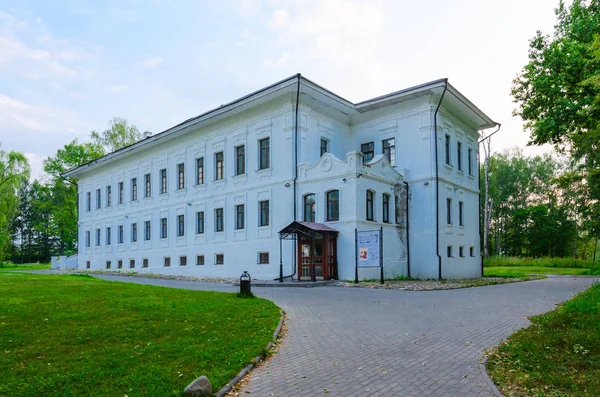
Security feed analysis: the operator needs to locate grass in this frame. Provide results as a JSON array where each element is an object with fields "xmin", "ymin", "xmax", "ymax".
[
  {"xmin": 486, "ymin": 283, "xmax": 600, "ymax": 397},
  {"xmin": 483, "ymin": 256, "xmax": 598, "ymax": 277},
  {"xmin": 0, "ymin": 271, "xmax": 280, "ymax": 397},
  {"xmin": 0, "ymin": 262, "xmax": 51, "ymax": 271}
]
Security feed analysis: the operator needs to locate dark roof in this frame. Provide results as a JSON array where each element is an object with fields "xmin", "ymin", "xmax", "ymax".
[{"xmin": 279, "ymin": 221, "xmax": 339, "ymax": 239}]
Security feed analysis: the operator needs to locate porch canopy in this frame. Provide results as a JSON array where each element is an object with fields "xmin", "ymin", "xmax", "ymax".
[
  {"xmin": 278, "ymin": 221, "xmax": 339, "ymax": 282},
  {"xmin": 278, "ymin": 221, "xmax": 339, "ymax": 240}
]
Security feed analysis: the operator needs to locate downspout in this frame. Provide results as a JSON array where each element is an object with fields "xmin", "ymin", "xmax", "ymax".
[
  {"xmin": 478, "ymin": 124, "xmax": 501, "ymax": 276},
  {"xmin": 277, "ymin": 74, "xmax": 302, "ymax": 281},
  {"xmin": 434, "ymin": 79, "xmax": 449, "ymax": 280},
  {"xmin": 403, "ymin": 181, "xmax": 411, "ymax": 278}
]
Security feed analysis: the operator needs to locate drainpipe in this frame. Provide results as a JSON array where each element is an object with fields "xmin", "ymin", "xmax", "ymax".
[
  {"xmin": 478, "ymin": 124, "xmax": 501, "ymax": 276},
  {"xmin": 276, "ymin": 74, "xmax": 302, "ymax": 281},
  {"xmin": 404, "ymin": 181, "xmax": 411, "ymax": 278},
  {"xmin": 434, "ymin": 79, "xmax": 449, "ymax": 280}
]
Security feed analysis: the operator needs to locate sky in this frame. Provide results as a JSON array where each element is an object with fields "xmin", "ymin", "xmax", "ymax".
[{"xmin": 0, "ymin": 0, "xmax": 560, "ymax": 180}]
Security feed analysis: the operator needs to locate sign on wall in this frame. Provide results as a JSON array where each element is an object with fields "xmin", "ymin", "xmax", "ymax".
[{"xmin": 357, "ymin": 230, "xmax": 381, "ymax": 268}]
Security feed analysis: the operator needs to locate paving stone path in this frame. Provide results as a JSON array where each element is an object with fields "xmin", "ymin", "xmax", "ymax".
[{"xmin": 94, "ymin": 274, "xmax": 596, "ymax": 396}]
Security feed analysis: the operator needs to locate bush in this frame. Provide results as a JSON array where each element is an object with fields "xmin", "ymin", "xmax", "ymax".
[{"xmin": 484, "ymin": 256, "xmax": 596, "ymax": 269}]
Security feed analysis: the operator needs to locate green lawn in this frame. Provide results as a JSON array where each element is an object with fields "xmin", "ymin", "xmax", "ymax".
[
  {"xmin": 484, "ymin": 266, "xmax": 590, "ymax": 277},
  {"xmin": 483, "ymin": 256, "xmax": 598, "ymax": 277},
  {"xmin": 0, "ymin": 271, "xmax": 280, "ymax": 397},
  {"xmin": 0, "ymin": 262, "xmax": 51, "ymax": 271},
  {"xmin": 486, "ymin": 283, "xmax": 600, "ymax": 396}
]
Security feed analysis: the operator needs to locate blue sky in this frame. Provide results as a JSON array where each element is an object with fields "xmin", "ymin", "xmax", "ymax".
[{"xmin": 0, "ymin": 0, "xmax": 558, "ymax": 179}]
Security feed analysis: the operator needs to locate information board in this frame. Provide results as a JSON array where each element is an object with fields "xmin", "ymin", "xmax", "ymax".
[{"xmin": 357, "ymin": 230, "xmax": 381, "ymax": 267}]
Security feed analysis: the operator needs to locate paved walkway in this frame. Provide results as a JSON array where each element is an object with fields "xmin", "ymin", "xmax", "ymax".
[{"xmin": 93, "ymin": 275, "xmax": 596, "ymax": 396}]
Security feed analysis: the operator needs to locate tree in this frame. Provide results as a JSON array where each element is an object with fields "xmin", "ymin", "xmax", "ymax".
[
  {"xmin": 43, "ymin": 139, "xmax": 104, "ymax": 255},
  {"xmin": 0, "ymin": 144, "xmax": 30, "ymax": 261},
  {"xmin": 90, "ymin": 117, "xmax": 141, "ymax": 153}
]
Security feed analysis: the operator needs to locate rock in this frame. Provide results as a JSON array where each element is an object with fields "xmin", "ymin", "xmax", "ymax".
[{"xmin": 183, "ymin": 375, "xmax": 212, "ymax": 397}]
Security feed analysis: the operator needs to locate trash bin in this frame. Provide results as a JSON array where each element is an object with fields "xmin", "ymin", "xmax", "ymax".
[{"xmin": 240, "ymin": 271, "xmax": 251, "ymax": 295}]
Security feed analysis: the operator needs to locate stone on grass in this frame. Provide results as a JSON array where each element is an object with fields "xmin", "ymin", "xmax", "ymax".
[{"xmin": 183, "ymin": 375, "xmax": 212, "ymax": 397}]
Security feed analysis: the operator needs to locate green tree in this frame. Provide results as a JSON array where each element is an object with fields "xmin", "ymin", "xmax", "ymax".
[
  {"xmin": 90, "ymin": 117, "xmax": 141, "ymax": 153},
  {"xmin": 0, "ymin": 145, "xmax": 30, "ymax": 261},
  {"xmin": 43, "ymin": 139, "xmax": 104, "ymax": 255}
]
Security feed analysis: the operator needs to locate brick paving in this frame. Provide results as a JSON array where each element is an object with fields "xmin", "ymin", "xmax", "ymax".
[{"xmin": 93, "ymin": 274, "xmax": 597, "ymax": 396}]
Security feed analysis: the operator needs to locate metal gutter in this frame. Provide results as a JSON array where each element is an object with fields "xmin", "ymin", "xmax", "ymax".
[
  {"xmin": 404, "ymin": 181, "xmax": 411, "ymax": 278},
  {"xmin": 434, "ymin": 79, "xmax": 449, "ymax": 280}
]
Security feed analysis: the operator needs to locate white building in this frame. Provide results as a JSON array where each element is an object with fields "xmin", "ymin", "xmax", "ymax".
[{"xmin": 64, "ymin": 75, "xmax": 498, "ymax": 280}]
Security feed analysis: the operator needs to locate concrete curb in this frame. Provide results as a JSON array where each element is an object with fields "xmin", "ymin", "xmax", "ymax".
[
  {"xmin": 480, "ymin": 354, "xmax": 502, "ymax": 397},
  {"xmin": 215, "ymin": 309, "xmax": 285, "ymax": 397}
]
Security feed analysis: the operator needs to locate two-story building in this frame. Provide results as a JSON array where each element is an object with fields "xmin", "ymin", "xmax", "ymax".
[{"xmin": 64, "ymin": 74, "xmax": 498, "ymax": 280}]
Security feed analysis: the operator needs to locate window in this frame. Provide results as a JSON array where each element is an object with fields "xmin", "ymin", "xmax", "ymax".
[
  {"xmin": 118, "ymin": 260, "xmax": 123, "ymax": 269},
  {"xmin": 259, "ymin": 138, "xmax": 270, "ymax": 169},
  {"xmin": 259, "ymin": 200, "xmax": 269, "ymax": 226},
  {"xmin": 447, "ymin": 246, "xmax": 453, "ymax": 258},
  {"xmin": 129, "ymin": 259, "xmax": 135, "ymax": 268},
  {"xmin": 326, "ymin": 190, "xmax": 339, "ymax": 221},
  {"xmin": 118, "ymin": 182, "xmax": 124, "ymax": 204},
  {"xmin": 164, "ymin": 257, "xmax": 171, "ymax": 267},
  {"xmin": 459, "ymin": 246, "xmax": 464, "ymax": 257},
  {"xmin": 131, "ymin": 223, "xmax": 137, "ymax": 242},
  {"xmin": 144, "ymin": 220, "xmax": 151, "ymax": 241},
  {"xmin": 196, "ymin": 255, "xmax": 205, "ymax": 265},
  {"xmin": 196, "ymin": 211, "xmax": 205, "ymax": 234},
  {"xmin": 447, "ymin": 198, "xmax": 452, "ymax": 225},
  {"xmin": 96, "ymin": 189, "xmax": 101, "ymax": 209},
  {"xmin": 470, "ymin": 246, "xmax": 475, "ymax": 257},
  {"xmin": 142, "ymin": 258, "xmax": 148, "ymax": 268},
  {"xmin": 106, "ymin": 227, "xmax": 111, "ymax": 245},
  {"xmin": 86, "ymin": 261, "xmax": 91, "ymax": 269},
  {"xmin": 180, "ymin": 256, "xmax": 187, "ymax": 266},
  {"xmin": 459, "ymin": 201, "xmax": 464, "ymax": 226},
  {"xmin": 382, "ymin": 138, "xmax": 396, "ymax": 166},
  {"xmin": 215, "ymin": 152, "xmax": 224, "ymax": 180},
  {"xmin": 131, "ymin": 178, "xmax": 137, "ymax": 201},
  {"xmin": 361, "ymin": 142, "xmax": 374, "ymax": 163},
  {"xmin": 235, "ymin": 145, "xmax": 245, "ymax": 175},
  {"xmin": 320, "ymin": 138, "xmax": 328, "ymax": 156},
  {"xmin": 457, "ymin": 141, "xmax": 463, "ymax": 171},
  {"xmin": 118, "ymin": 225, "xmax": 123, "ymax": 244},
  {"xmin": 160, "ymin": 169, "xmax": 167, "ymax": 193},
  {"xmin": 85, "ymin": 231, "xmax": 90, "ymax": 247},
  {"xmin": 177, "ymin": 163, "xmax": 185, "ymax": 189},
  {"xmin": 366, "ymin": 190, "xmax": 374, "ymax": 221},
  {"xmin": 235, "ymin": 204, "xmax": 245, "ymax": 230},
  {"xmin": 96, "ymin": 229, "xmax": 101, "ymax": 246},
  {"xmin": 106, "ymin": 186, "xmax": 112, "ymax": 207},
  {"xmin": 445, "ymin": 134, "xmax": 451, "ymax": 166},
  {"xmin": 468, "ymin": 148, "xmax": 473, "ymax": 176},
  {"xmin": 86, "ymin": 192, "xmax": 91, "ymax": 211},
  {"xmin": 215, "ymin": 253, "xmax": 224, "ymax": 265},
  {"xmin": 145, "ymin": 173, "xmax": 151, "ymax": 197},
  {"xmin": 177, "ymin": 214, "xmax": 185, "ymax": 237},
  {"xmin": 382, "ymin": 193, "xmax": 390, "ymax": 223},
  {"xmin": 215, "ymin": 208, "xmax": 224, "ymax": 232},
  {"xmin": 303, "ymin": 194, "xmax": 316, "ymax": 222},
  {"xmin": 106, "ymin": 260, "xmax": 111, "ymax": 269},
  {"xmin": 160, "ymin": 217, "xmax": 167, "ymax": 239},
  {"xmin": 195, "ymin": 158, "xmax": 204, "ymax": 185},
  {"xmin": 258, "ymin": 252, "xmax": 269, "ymax": 264}
]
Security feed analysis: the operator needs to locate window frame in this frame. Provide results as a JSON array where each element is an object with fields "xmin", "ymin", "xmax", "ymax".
[
  {"xmin": 235, "ymin": 145, "xmax": 245, "ymax": 176},
  {"xmin": 235, "ymin": 204, "xmax": 245, "ymax": 230},
  {"xmin": 366, "ymin": 190, "xmax": 375, "ymax": 221},
  {"xmin": 118, "ymin": 182, "xmax": 124, "ymax": 204},
  {"xmin": 144, "ymin": 173, "xmax": 151, "ymax": 197},
  {"xmin": 447, "ymin": 198, "xmax": 452, "ymax": 225},
  {"xmin": 196, "ymin": 254, "xmax": 205, "ymax": 265},
  {"xmin": 131, "ymin": 178, "xmax": 137, "ymax": 201},
  {"xmin": 86, "ymin": 192, "xmax": 91, "ymax": 211},
  {"xmin": 258, "ymin": 252, "xmax": 269, "ymax": 264},
  {"xmin": 445, "ymin": 134, "xmax": 451, "ymax": 166},
  {"xmin": 179, "ymin": 255, "xmax": 187, "ymax": 266},
  {"xmin": 196, "ymin": 211, "xmax": 205, "ymax": 234},
  {"xmin": 326, "ymin": 190, "xmax": 339, "ymax": 221},
  {"xmin": 118, "ymin": 225, "xmax": 123, "ymax": 244},
  {"xmin": 215, "ymin": 151, "xmax": 224, "ymax": 180},
  {"xmin": 457, "ymin": 141, "xmax": 463, "ymax": 171},
  {"xmin": 160, "ymin": 217, "xmax": 168, "ymax": 239},
  {"xmin": 259, "ymin": 138, "xmax": 270, "ymax": 170},
  {"xmin": 259, "ymin": 200, "xmax": 270, "ymax": 227},
  {"xmin": 382, "ymin": 193, "xmax": 390, "ymax": 223},
  {"xmin": 131, "ymin": 223, "xmax": 137, "ymax": 242},
  {"xmin": 160, "ymin": 168, "xmax": 167, "ymax": 194},
  {"xmin": 320, "ymin": 138, "xmax": 328, "ymax": 156},
  {"xmin": 215, "ymin": 253, "xmax": 224, "ymax": 265},
  {"xmin": 129, "ymin": 259, "xmax": 135, "ymax": 268},
  {"xmin": 96, "ymin": 188, "xmax": 101, "ymax": 209},
  {"xmin": 195, "ymin": 158, "xmax": 204, "ymax": 185},
  {"xmin": 144, "ymin": 220, "xmax": 151, "ymax": 241},
  {"xmin": 85, "ymin": 230, "xmax": 90, "ymax": 247},
  {"xmin": 468, "ymin": 148, "xmax": 473, "ymax": 176},
  {"xmin": 177, "ymin": 163, "xmax": 185, "ymax": 190},
  {"xmin": 459, "ymin": 201, "xmax": 464, "ymax": 226},
  {"xmin": 177, "ymin": 214, "xmax": 185, "ymax": 237},
  {"xmin": 382, "ymin": 138, "xmax": 396, "ymax": 166},
  {"xmin": 361, "ymin": 142, "xmax": 374, "ymax": 163},
  {"xmin": 106, "ymin": 185, "xmax": 112, "ymax": 207},
  {"xmin": 215, "ymin": 208, "xmax": 224, "ymax": 232},
  {"xmin": 303, "ymin": 193, "xmax": 316, "ymax": 222}
]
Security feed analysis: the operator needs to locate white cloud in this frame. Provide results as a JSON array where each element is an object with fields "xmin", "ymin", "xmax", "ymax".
[
  {"xmin": 265, "ymin": 52, "xmax": 292, "ymax": 67},
  {"xmin": 35, "ymin": 17, "xmax": 42, "ymax": 23},
  {"xmin": 108, "ymin": 85, "xmax": 126, "ymax": 92},
  {"xmin": 138, "ymin": 56, "xmax": 164, "ymax": 68}
]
